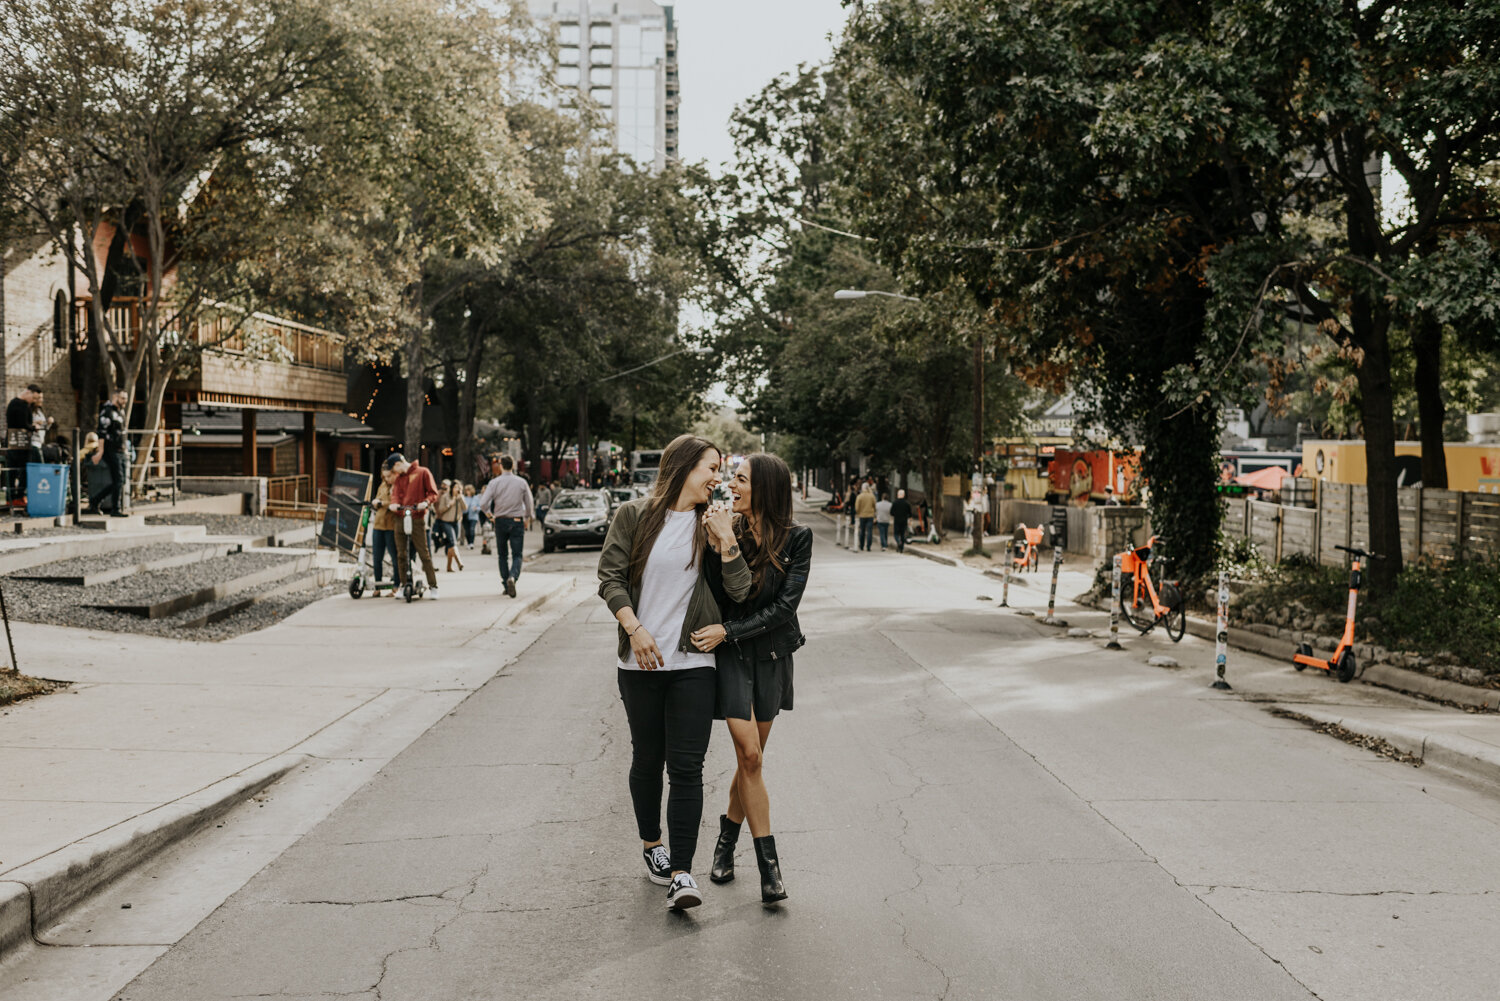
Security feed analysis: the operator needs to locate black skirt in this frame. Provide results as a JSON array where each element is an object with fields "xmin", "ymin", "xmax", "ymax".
[{"xmin": 716, "ymin": 655, "xmax": 794, "ymax": 721}]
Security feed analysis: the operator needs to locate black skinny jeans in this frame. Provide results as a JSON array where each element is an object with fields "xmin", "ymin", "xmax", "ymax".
[{"xmin": 616, "ymin": 666, "xmax": 716, "ymax": 874}]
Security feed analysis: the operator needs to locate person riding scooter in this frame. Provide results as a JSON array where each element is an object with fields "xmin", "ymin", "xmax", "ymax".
[{"xmin": 385, "ymin": 453, "xmax": 441, "ymax": 600}]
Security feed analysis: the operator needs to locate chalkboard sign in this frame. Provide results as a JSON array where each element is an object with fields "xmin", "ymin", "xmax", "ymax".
[
  {"xmin": 319, "ymin": 468, "xmax": 373, "ymax": 555},
  {"xmin": 1050, "ymin": 505, "xmax": 1070, "ymax": 544}
]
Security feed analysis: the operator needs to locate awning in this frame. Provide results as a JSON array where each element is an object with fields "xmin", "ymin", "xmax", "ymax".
[{"xmin": 1234, "ymin": 466, "xmax": 1291, "ymax": 490}]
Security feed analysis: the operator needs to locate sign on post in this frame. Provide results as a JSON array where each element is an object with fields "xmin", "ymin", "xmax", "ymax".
[
  {"xmin": 1106, "ymin": 553, "xmax": 1123, "ymax": 649},
  {"xmin": 1042, "ymin": 526, "xmax": 1065, "ymax": 626},
  {"xmin": 1212, "ymin": 571, "xmax": 1233, "ymax": 690}
]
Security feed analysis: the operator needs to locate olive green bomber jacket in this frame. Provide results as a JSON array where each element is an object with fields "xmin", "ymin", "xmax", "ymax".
[{"xmin": 597, "ymin": 498, "xmax": 752, "ymax": 663}]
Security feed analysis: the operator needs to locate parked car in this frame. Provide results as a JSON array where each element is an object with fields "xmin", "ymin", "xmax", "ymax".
[
  {"xmin": 608, "ymin": 486, "xmax": 646, "ymax": 506},
  {"xmin": 542, "ymin": 490, "xmax": 615, "ymax": 552}
]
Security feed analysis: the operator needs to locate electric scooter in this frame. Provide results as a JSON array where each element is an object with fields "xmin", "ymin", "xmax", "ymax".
[
  {"xmin": 1293, "ymin": 544, "xmax": 1380, "ymax": 683},
  {"xmin": 392, "ymin": 504, "xmax": 428, "ymax": 603},
  {"xmin": 347, "ymin": 502, "xmax": 399, "ymax": 600}
]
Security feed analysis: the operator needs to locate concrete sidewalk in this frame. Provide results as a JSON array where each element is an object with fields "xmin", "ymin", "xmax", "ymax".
[
  {"xmin": 0, "ymin": 535, "xmax": 586, "ymax": 964},
  {"xmin": 796, "ymin": 491, "xmax": 1500, "ymax": 794}
]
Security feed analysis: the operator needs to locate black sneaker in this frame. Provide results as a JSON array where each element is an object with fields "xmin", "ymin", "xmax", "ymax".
[
  {"xmin": 666, "ymin": 872, "xmax": 702, "ymax": 910},
  {"xmin": 643, "ymin": 844, "xmax": 671, "ymax": 885}
]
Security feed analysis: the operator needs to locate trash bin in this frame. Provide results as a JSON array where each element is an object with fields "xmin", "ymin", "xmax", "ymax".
[{"xmin": 26, "ymin": 462, "xmax": 69, "ymax": 518}]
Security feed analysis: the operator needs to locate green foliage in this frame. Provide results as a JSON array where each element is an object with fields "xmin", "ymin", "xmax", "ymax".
[
  {"xmin": 1216, "ymin": 534, "xmax": 1272, "ymax": 581},
  {"xmin": 1239, "ymin": 554, "xmax": 1500, "ymax": 677},
  {"xmin": 832, "ymin": 0, "xmax": 1500, "ymax": 588},
  {"xmin": 1379, "ymin": 557, "xmax": 1500, "ymax": 677},
  {"xmin": 700, "ymin": 63, "xmax": 1028, "ymax": 519}
]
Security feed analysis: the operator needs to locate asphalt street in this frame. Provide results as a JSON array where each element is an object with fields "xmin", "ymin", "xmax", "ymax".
[{"xmin": 67, "ymin": 520, "xmax": 1500, "ymax": 1000}]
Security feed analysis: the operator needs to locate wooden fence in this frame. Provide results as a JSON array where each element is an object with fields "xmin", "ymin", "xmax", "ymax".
[{"xmin": 1220, "ymin": 484, "xmax": 1500, "ymax": 564}]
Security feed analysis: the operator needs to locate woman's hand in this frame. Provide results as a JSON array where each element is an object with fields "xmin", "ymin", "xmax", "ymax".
[
  {"xmin": 690, "ymin": 624, "xmax": 727, "ymax": 652},
  {"xmin": 703, "ymin": 506, "xmax": 735, "ymax": 551},
  {"xmin": 630, "ymin": 625, "xmax": 665, "ymax": 670}
]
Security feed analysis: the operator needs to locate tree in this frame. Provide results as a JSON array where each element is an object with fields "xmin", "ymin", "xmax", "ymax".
[
  {"xmin": 0, "ymin": 0, "xmax": 359, "ymax": 468},
  {"xmin": 699, "ymin": 65, "xmax": 1025, "ymax": 539},
  {"xmin": 834, "ymin": 0, "xmax": 1500, "ymax": 587}
]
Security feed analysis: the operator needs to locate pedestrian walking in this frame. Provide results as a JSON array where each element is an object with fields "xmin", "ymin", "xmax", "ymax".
[
  {"xmin": 98, "ymin": 389, "xmax": 130, "ymax": 517},
  {"xmin": 596, "ymin": 433, "xmax": 748, "ymax": 911},
  {"xmin": 890, "ymin": 489, "xmax": 912, "ymax": 554},
  {"xmin": 694, "ymin": 452, "xmax": 808, "ymax": 904},
  {"xmin": 534, "ymin": 480, "xmax": 554, "ymax": 526},
  {"xmin": 435, "ymin": 480, "xmax": 466, "ymax": 572},
  {"xmin": 370, "ymin": 467, "xmax": 398, "ymax": 593},
  {"xmin": 462, "ymin": 483, "xmax": 481, "ymax": 547},
  {"xmin": 854, "ymin": 483, "xmax": 876, "ymax": 551},
  {"xmin": 476, "ymin": 454, "xmax": 533, "ymax": 598},
  {"xmin": 875, "ymin": 492, "xmax": 893, "ymax": 551},
  {"xmin": 386, "ymin": 453, "xmax": 441, "ymax": 598}
]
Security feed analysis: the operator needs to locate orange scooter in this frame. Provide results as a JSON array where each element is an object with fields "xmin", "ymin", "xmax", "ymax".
[{"xmin": 1293, "ymin": 545, "xmax": 1380, "ymax": 683}]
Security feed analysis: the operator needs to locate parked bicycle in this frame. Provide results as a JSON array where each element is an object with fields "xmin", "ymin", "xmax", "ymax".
[
  {"xmin": 1293, "ymin": 544, "xmax": 1380, "ymax": 683},
  {"xmin": 1119, "ymin": 535, "xmax": 1186, "ymax": 642},
  {"xmin": 1012, "ymin": 524, "xmax": 1045, "ymax": 572}
]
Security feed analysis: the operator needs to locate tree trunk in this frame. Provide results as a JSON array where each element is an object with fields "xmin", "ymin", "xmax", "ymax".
[
  {"xmin": 402, "ymin": 284, "xmax": 426, "ymax": 462},
  {"xmin": 525, "ymin": 383, "xmax": 545, "ymax": 480},
  {"xmin": 134, "ymin": 353, "xmax": 172, "ymax": 494},
  {"xmin": 1353, "ymin": 308, "xmax": 1404, "ymax": 589},
  {"xmin": 1412, "ymin": 311, "xmax": 1448, "ymax": 489},
  {"xmin": 454, "ymin": 313, "xmax": 486, "ymax": 486}
]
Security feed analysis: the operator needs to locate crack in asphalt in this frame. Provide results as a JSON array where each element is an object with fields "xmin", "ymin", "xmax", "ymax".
[{"xmin": 1194, "ymin": 885, "xmax": 1498, "ymax": 898}]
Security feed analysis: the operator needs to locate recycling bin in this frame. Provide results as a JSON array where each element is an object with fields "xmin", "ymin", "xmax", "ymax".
[{"xmin": 25, "ymin": 462, "xmax": 69, "ymax": 518}]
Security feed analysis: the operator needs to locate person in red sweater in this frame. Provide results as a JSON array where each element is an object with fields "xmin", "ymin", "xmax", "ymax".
[{"xmin": 385, "ymin": 453, "xmax": 441, "ymax": 598}]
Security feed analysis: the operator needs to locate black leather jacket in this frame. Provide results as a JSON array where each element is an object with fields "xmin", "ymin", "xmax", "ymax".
[{"xmin": 705, "ymin": 524, "xmax": 811, "ymax": 664}]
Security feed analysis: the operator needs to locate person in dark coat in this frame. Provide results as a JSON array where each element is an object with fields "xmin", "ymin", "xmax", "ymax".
[
  {"xmin": 695, "ymin": 452, "xmax": 810, "ymax": 904},
  {"xmin": 890, "ymin": 489, "xmax": 913, "ymax": 553},
  {"xmin": 97, "ymin": 389, "xmax": 130, "ymax": 516}
]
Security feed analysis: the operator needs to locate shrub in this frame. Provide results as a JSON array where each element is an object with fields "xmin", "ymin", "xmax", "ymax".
[{"xmin": 1373, "ymin": 555, "xmax": 1500, "ymax": 676}]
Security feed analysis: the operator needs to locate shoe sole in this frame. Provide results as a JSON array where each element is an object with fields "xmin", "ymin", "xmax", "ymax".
[
  {"xmin": 667, "ymin": 888, "xmax": 702, "ymax": 910},
  {"xmin": 646, "ymin": 870, "xmax": 671, "ymax": 886},
  {"xmin": 708, "ymin": 871, "xmax": 733, "ymax": 884}
]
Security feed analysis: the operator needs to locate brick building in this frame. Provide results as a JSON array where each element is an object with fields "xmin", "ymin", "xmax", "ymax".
[{"xmin": 2, "ymin": 226, "xmax": 360, "ymax": 506}]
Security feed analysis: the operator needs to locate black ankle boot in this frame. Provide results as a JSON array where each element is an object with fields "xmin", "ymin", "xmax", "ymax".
[
  {"xmin": 753, "ymin": 835, "xmax": 787, "ymax": 903},
  {"xmin": 710, "ymin": 815, "xmax": 740, "ymax": 884}
]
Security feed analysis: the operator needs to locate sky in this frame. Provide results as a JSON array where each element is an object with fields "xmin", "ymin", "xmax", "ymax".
[{"xmin": 668, "ymin": 0, "xmax": 848, "ymax": 173}]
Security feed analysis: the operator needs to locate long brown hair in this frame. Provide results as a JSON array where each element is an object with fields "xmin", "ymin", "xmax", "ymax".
[
  {"xmin": 627, "ymin": 433, "xmax": 721, "ymax": 593},
  {"xmin": 735, "ymin": 452, "xmax": 796, "ymax": 596}
]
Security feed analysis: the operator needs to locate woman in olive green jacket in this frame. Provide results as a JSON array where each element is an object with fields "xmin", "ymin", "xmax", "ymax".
[{"xmin": 597, "ymin": 433, "xmax": 750, "ymax": 911}]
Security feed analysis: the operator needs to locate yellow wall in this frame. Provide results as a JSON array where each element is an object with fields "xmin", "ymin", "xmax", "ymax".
[{"xmin": 1301, "ymin": 440, "xmax": 1500, "ymax": 494}]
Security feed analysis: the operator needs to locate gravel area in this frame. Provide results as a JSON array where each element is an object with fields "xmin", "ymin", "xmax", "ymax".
[
  {"xmin": 0, "ymin": 524, "xmax": 93, "ymax": 540},
  {"xmin": 178, "ymin": 580, "xmax": 342, "ymax": 641},
  {"xmin": 144, "ymin": 513, "xmax": 312, "ymax": 537},
  {"xmin": 1, "ymin": 550, "xmax": 320, "ymax": 640},
  {"xmin": 5, "ymin": 541, "xmax": 225, "ymax": 580}
]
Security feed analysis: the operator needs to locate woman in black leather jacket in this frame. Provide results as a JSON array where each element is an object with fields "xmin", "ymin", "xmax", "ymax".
[{"xmin": 692, "ymin": 452, "xmax": 811, "ymax": 904}]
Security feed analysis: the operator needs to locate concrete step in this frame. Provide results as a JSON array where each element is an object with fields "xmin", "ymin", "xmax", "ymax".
[
  {"xmin": 10, "ymin": 545, "xmax": 238, "ymax": 587},
  {"xmin": 74, "ymin": 514, "xmax": 149, "ymax": 532},
  {"xmin": 0, "ymin": 526, "xmax": 207, "ymax": 576},
  {"xmin": 87, "ymin": 554, "xmax": 315, "ymax": 619}
]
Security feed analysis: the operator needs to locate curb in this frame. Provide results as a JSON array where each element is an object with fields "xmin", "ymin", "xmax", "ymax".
[
  {"xmin": 1181, "ymin": 613, "xmax": 1500, "ymax": 711},
  {"xmin": 905, "ymin": 546, "xmax": 960, "ymax": 568},
  {"xmin": 499, "ymin": 575, "xmax": 572, "ymax": 627},
  {"xmin": 1280, "ymin": 705, "xmax": 1500, "ymax": 790},
  {"xmin": 0, "ymin": 753, "xmax": 305, "ymax": 961}
]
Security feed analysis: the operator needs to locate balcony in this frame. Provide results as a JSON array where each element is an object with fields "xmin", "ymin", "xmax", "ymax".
[{"xmin": 78, "ymin": 298, "xmax": 347, "ymax": 412}]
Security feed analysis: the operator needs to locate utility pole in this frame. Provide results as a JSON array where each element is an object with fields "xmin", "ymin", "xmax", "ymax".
[{"xmin": 972, "ymin": 330, "xmax": 985, "ymax": 555}]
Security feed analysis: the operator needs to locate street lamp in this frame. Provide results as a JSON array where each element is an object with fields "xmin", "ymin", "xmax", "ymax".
[
  {"xmin": 833, "ymin": 287, "xmax": 987, "ymax": 554},
  {"xmin": 833, "ymin": 289, "xmax": 921, "ymax": 302},
  {"xmin": 577, "ymin": 344, "xmax": 712, "ymax": 486}
]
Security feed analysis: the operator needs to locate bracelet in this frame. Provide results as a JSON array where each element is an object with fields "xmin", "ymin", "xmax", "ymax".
[{"xmin": 626, "ymin": 623, "xmax": 641, "ymax": 637}]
